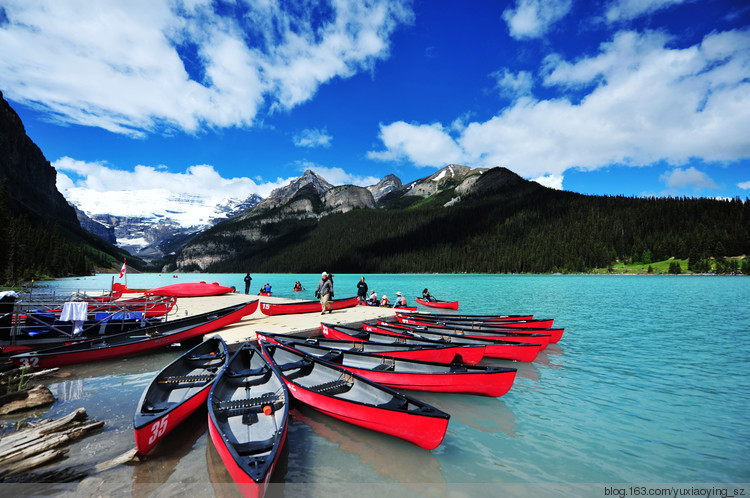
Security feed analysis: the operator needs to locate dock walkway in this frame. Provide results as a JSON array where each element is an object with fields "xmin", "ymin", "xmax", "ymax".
[{"xmin": 170, "ymin": 293, "xmax": 399, "ymax": 349}]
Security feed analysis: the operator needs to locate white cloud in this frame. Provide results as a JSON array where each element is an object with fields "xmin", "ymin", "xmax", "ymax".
[
  {"xmin": 54, "ymin": 156, "xmax": 296, "ymax": 222},
  {"xmin": 532, "ymin": 174, "xmax": 564, "ymax": 190},
  {"xmin": 739, "ymin": 181, "xmax": 750, "ymax": 190},
  {"xmin": 294, "ymin": 128, "xmax": 333, "ymax": 148},
  {"xmin": 659, "ymin": 167, "xmax": 718, "ymax": 190},
  {"xmin": 605, "ymin": 0, "xmax": 689, "ymax": 23},
  {"xmin": 492, "ymin": 68, "xmax": 534, "ymax": 100},
  {"xmin": 297, "ymin": 161, "xmax": 380, "ymax": 187},
  {"xmin": 0, "ymin": 0, "xmax": 413, "ymax": 136},
  {"xmin": 369, "ymin": 28, "xmax": 750, "ymax": 180},
  {"xmin": 367, "ymin": 121, "xmax": 463, "ymax": 167},
  {"xmin": 502, "ymin": 0, "xmax": 572, "ymax": 40}
]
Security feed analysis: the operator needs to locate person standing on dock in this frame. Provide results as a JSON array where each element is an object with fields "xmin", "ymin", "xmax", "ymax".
[
  {"xmin": 244, "ymin": 273, "xmax": 252, "ymax": 294},
  {"xmin": 315, "ymin": 272, "xmax": 333, "ymax": 314},
  {"xmin": 357, "ymin": 277, "xmax": 368, "ymax": 304}
]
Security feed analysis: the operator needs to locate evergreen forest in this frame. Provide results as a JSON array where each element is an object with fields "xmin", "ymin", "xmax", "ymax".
[{"xmin": 196, "ymin": 187, "xmax": 750, "ymax": 275}]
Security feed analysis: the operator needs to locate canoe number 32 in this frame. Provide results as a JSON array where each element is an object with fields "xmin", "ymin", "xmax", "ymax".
[
  {"xmin": 148, "ymin": 415, "xmax": 169, "ymax": 445},
  {"xmin": 17, "ymin": 357, "xmax": 39, "ymax": 368}
]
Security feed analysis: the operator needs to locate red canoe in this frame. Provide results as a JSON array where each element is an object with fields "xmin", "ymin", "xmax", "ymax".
[
  {"xmin": 260, "ymin": 335, "xmax": 517, "ymax": 397},
  {"xmin": 396, "ymin": 311, "xmax": 534, "ymax": 322},
  {"xmin": 259, "ymin": 296, "xmax": 360, "ymax": 316},
  {"xmin": 399, "ymin": 314, "xmax": 555, "ymax": 329},
  {"xmin": 362, "ymin": 322, "xmax": 540, "ymax": 363},
  {"xmin": 259, "ymin": 340, "xmax": 450, "ymax": 450},
  {"xmin": 415, "ymin": 297, "xmax": 459, "ymax": 310},
  {"xmin": 207, "ymin": 342, "xmax": 289, "ymax": 497},
  {"xmin": 378, "ymin": 320, "xmax": 552, "ymax": 350},
  {"xmin": 147, "ymin": 281, "xmax": 235, "ymax": 297},
  {"xmin": 321, "ymin": 323, "xmax": 485, "ymax": 365},
  {"xmin": 261, "ymin": 330, "xmax": 463, "ymax": 365},
  {"xmin": 397, "ymin": 316, "xmax": 563, "ymax": 343},
  {"xmin": 10, "ymin": 300, "xmax": 258, "ymax": 369},
  {"xmin": 134, "ymin": 336, "xmax": 227, "ymax": 455}
]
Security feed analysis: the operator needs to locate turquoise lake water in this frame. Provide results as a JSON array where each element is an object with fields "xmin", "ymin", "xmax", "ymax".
[{"xmin": 15, "ymin": 273, "xmax": 750, "ymax": 495}]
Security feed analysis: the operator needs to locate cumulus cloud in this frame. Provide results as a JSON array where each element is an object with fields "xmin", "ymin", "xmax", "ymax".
[
  {"xmin": 604, "ymin": 0, "xmax": 689, "ymax": 23},
  {"xmin": 369, "ymin": 28, "xmax": 750, "ymax": 180},
  {"xmin": 0, "ymin": 0, "xmax": 413, "ymax": 136},
  {"xmin": 532, "ymin": 174, "xmax": 564, "ymax": 190},
  {"xmin": 492, "ymin": 68, "xmax": 534, "ymax": 100},
  {"xmin": 296, "ymin": 161, "xmax": 380, "ymax": 187},
  {"xmin": 660, "ymin": 167, "xmax": 719, "ymax": 190},
  {"xmin": 54, "ymin": 156, "xmax": 297, "ymax": 221},
  {"xmin": 367, "ymin": 122, "xmax": 463, "ymax": 167},
  {"xmin": 294, "ymin": 128, "xmax": 333, "ymax": 148},
  {"xmin": 502, "ymin": 0, "xmax": 572, "ymax": 40}
]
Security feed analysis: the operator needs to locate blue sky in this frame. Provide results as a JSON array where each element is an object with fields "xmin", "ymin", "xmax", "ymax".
[{"xmin": 1, "ymin": 0, "xmax": 749, "ymax": 207}]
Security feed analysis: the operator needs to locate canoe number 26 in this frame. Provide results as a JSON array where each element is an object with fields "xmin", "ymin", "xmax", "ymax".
[{"xmin": 148, "ymin": 415, "xmax": 169, "ymax": 445}]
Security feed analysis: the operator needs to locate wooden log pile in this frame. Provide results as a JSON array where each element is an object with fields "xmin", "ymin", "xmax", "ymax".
[{"xmin": 0, "ymin": 407, "xmax": 104, "ymax": 480}]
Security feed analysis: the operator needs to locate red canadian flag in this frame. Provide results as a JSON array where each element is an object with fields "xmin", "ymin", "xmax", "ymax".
[{"xmin": 119, "ymin": 260, "xmax": 126, "ymax": 278}]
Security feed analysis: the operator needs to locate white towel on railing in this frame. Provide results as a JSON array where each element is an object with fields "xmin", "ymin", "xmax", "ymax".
[{"xmin": 61, "ymin": 301, "xmax": 88, "ymax": 335}]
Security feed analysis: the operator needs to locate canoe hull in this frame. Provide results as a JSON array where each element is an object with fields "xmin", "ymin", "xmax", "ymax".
[
  {"xmin": 321, "ymin": 323, "xmax": 485, "ymax": 365},
  {"xmin": 362, "ymin": 322, "xmax": 540, "ymax": 363},
  {"xmin": 381, "ymin": 320, "xmax": 551, "ymax": 350},
  {"xmin": 259, "ymin": 296, "xmax": 360, "ymax": 316},
  {"xmin": 134, "ymin": 337, "xmax": 227, "ymax": 455},
  {"xmin": 147, "ymin": 282, "xmax": 235, "ymax": 297},
  {"xmin": 207, "ymin": 343, "xmax": 289, "ymax": 496},
  {"xmin": 11, "ymin": 301, "xmax": 257, "ymax": 369},
  {"xmin": 415, "ymin": 297, "xmax": 459, "ymax": 310},
  {"xmin": 261, "ymin": 342, "xmax": 450, "ymax": 450},
  {"xmin": 397, "ymin": 316, "xmax": 563, "ymax": 343},
  {"xmin": 261, "ymin": 338, "xmax": 516, "ymax": 397}
]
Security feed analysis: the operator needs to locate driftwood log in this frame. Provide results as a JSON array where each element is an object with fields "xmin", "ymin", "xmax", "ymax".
[
  {"xmin": 0, "ymin": 407, "xmax": 105, "ymax": 480},
  {"xmin": 0, "ymin": 385, "xmax": 56, "ymax": 415}
]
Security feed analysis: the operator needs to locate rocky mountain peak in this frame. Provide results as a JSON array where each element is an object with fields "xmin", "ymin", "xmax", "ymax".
[
  {"xmin": 367, "ymin": 173, "xmax": 403, "ymax": 202},
  {"xmin": 253, "ymin": 169, "xmax": 334, "ymax": 212}
]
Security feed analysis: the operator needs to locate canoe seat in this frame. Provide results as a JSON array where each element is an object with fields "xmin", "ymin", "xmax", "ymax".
[
  {"xmin": 141, "ymin": 401, "xmax": 175, "ymax": 414},
  {"xmin": 371, "ymin": 362, "xmax": 394, "ymax": 372},
  {"xmin": 280, "ymin": 358, "xmax": 314, "ymax": 380},
  {"xmin": 233, "ymin": 435, "xmax": 277, "ymax": 456},
  {"xmin": 377, "ymin": 397, "xmax": 408, "ymax": 410},
  {"xmin": 226, "ymin": 365, "xmax": 269, "ymax": 378},
  {"xmin": 214, "ymin": 392, "xmax": 281, "ymax": 415},
  {"xmin": 309, "ymin": 379, "xmax": 353, "ymax": 395},
  {"xmin": 319, "ymin": 350, "xmax": 343, "ymax": 363},
  {"xmin": 187, "ymin": 351, "xmax": 225, "ymax": 363},
  {"xmin": 158, "ymin": 374, "xmax": 213, "ymax": 386}
]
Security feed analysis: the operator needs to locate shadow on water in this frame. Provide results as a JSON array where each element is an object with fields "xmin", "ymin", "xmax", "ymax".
[
  {"xmin": 131, "ymin": 409, "xmax": 209, "ymax": 497},
  {"xmin": 288, "ymin": 403, "xmax": 446, "ymax": 485},
  {"xmin": 409, "ymin": 391, "xmax": 519, "ymax": 439}
]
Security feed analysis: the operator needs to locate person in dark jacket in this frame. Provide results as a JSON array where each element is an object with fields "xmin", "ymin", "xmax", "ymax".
[
  {"xmin": 315, "ymin": 272, "xmax": 333, "ymax": 314},
  {"xmin": 356, "ymin": 277, "xmax": 368, "ymax": 303},
  {"xmin": 243, "ymin": 273, "xmax": 252, "ymax": 294}
]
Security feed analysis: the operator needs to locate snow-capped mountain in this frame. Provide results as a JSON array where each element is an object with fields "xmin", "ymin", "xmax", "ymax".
[{"xmin": 64, "ymin": 187, "xmax": 261, "ymax": 260}]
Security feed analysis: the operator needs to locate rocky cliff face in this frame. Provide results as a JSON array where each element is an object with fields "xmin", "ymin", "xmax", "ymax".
[
  {"xmin": 0, "ymin": 91, "xmax": 80, "ymax": 228},
  {"xmin": 403, "ymin": 164, "xmax": 486, "ymax": 198},
  {"xmin": 73, "ymin": 206, "xmax": 116, "ymax": 244}
]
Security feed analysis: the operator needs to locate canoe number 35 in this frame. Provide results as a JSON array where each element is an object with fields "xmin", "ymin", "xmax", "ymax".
[{"xmin": 148, "ymin": 415, "xmax": 169, "ymax": 445}]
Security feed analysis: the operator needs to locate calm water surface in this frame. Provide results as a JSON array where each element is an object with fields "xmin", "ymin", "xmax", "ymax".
[{"xmin": 7, "ymin": 273, "xmax": 750, "ymax": 495}]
